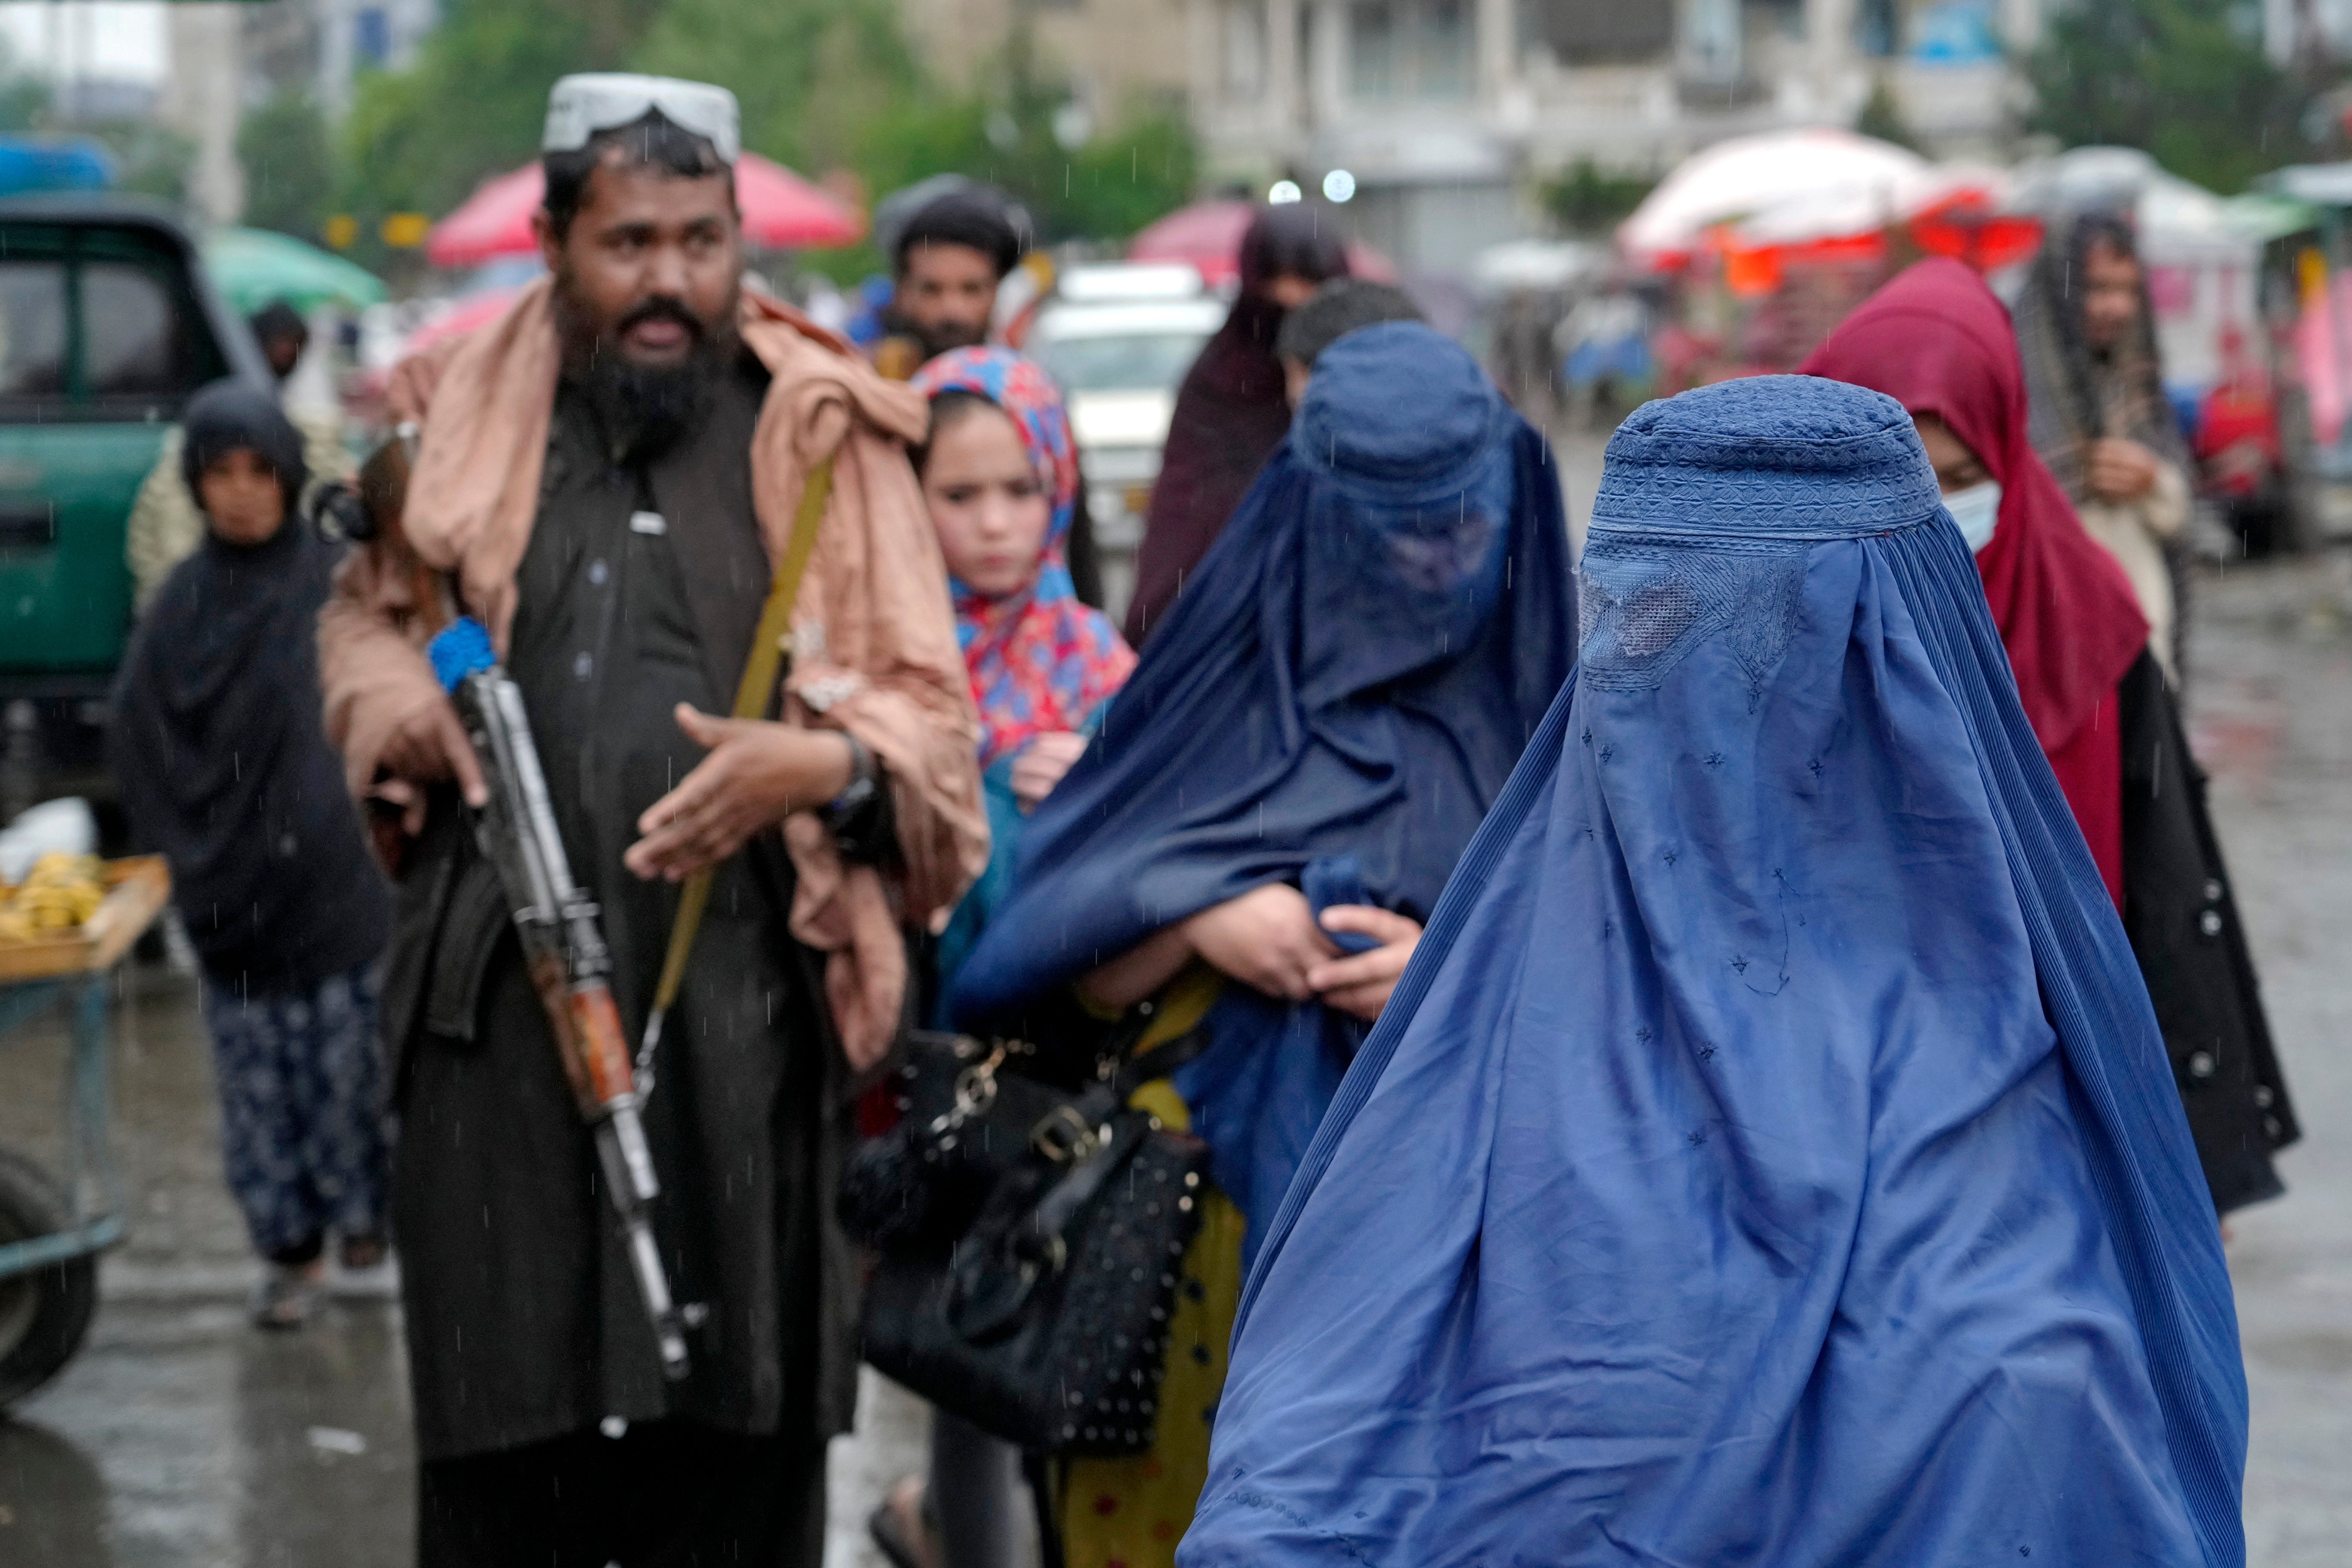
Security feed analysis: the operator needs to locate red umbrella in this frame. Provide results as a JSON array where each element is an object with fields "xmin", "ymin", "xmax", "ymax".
[
  {"xmin": 1128, "ymin": 199, "xmax": 1392, "ymax": 287},
  {"xmin": 425, "ymin": 153, "xmax": 865, "ymax": 269}
]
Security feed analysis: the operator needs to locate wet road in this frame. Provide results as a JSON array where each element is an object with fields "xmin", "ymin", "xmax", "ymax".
[
  {"xmin": 0, "ymin": 552, "xmax": 2346, "ymax": 1566},
  {"xmin": 2184, "ymin": 552, "xmax": 2352, "ymax": 1565}
]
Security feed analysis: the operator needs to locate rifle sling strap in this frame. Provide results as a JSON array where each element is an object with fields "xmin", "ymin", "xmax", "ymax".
[{"xmin": 644, "ymin": 455, "xmax": 837, "ymax": 1034}]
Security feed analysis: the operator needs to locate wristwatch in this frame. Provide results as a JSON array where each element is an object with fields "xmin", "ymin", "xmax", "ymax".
[{"xmin": 819, "ymin": 734, "xmax": 879, "ymax": 834}]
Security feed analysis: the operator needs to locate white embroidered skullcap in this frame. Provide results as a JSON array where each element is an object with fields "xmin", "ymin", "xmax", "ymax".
[{"xmin": 543, "ymin": 74, "xmax": 740, "ymax": 165}]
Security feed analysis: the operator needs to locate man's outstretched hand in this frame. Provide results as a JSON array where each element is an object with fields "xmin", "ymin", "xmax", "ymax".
[{"xmin": 624, "ymin": 704, "xmax": 856, "ymax": 883}]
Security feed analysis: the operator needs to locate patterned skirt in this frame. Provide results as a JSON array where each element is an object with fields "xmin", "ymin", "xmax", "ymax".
[{"xmin": 200, "ymin": 961, "xmax": 390, "ymax": 1261}]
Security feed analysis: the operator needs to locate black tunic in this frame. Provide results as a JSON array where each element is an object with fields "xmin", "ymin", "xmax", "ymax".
[
  {"xmin": 384, "ymin": 353, "xmax": 860, "ymax": 1462},
  {"xmin": 2117, "ymin": 649, "xmax": 2299, "ymax": 1214}
]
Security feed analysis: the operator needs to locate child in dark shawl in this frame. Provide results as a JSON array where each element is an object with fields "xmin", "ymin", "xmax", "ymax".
[
  {"xmin": 1121, "ymin": 204, "xmax": 1349, "ymax": 644},
  {"xmin": 953, "ymin": 322, "xmax": 1575, "ymax": 1568},
  {"xmin": 110, "ymin": 380, "xmax": 393, "ymax": 1328},
  {"xmin": 1802, "ymin": 258, "xmax": 2295, "ymax": 1214}
]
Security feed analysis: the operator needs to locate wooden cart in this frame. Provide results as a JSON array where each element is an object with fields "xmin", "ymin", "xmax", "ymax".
[{"xmin": 0, "ymin": 856, "xmax": 169, "ymax": 1406}]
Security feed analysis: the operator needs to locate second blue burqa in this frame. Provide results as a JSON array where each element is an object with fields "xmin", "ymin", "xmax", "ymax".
[
  {"xmin": 950, "ymin": 323, "xmax": 1575, "ymax": 1257},
  {"xmin": 1182, "ymin": 377, "xmax": 2246, "ymax": 1567}
]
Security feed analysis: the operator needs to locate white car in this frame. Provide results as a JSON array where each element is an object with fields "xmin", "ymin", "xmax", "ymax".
[{"xmin": 1026, "ymin": 263, "xmax": 1226, "ymax": 623}]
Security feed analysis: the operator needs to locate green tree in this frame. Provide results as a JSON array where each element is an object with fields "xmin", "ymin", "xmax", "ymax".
[
  {"xmin": 1852, "ymin": 77, "xmax": 1920, "ymax": 153},
  {"xmin": 2022, "ymin": 0, "xmax": 2301, "ymax": 193},
  {"xmin": 333, "ymin": 0, "xmax": 1200, "ymax": 275},
  {"xmin": 0, "ymin": 39, "xmax": 49, "ymax": 133},
  {"xmin": 239, "ymin": 89, "xmax": 335, "ymax": 240},
  {"xmin": 641, "ymin": 0, "xmax": 1197, "ymax": 254},
  {"xmin": 1542, "ymin": 159, "xmax": 1654, "ymax": 236},
  {"xmin": 82, "ymin": 119, "xmax": 194, "ymax": 202},
  {"xmin": 337, "ymin": 0, "xmax": 665, "ymax": 267},
  {"xmin": 632, "ymin": 0, "xmax": 919, "ymax": 172}
]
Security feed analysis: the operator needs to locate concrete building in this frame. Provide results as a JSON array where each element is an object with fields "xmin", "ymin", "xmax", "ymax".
[
  {"xmin": 156, "ymin": 5, "xmax": 244, "ymax": 225},
  {"xmin": 899, "ymin": 0, "xmax": 1193, "ymax": 136},
  {"xmin": 1185, "ymin": 0, "xmax": 2046, "ymax": 271}
]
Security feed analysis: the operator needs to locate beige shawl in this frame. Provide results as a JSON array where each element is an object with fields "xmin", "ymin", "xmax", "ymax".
[{"xmin": 319, "ymin": 278, "xmax": 987, "ymax": 1069}]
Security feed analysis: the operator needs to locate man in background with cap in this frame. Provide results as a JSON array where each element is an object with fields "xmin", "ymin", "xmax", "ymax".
[
  {"xmin": 870, "ymin": 185, "xmax": 1027, "ymax": 378},
  {"xmin": 318, "ymin": 73, "xmax": 984, "ymax": 1565},
  {"xmin": 1273, "ymin": 278, "xmax": 1426, "ymax": 405}
]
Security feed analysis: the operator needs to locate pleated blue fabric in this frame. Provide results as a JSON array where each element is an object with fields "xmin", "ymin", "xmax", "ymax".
[
  {"xmin": 1181, "ymin": 375, "xmax": 2246, "ymax": 1568},
  {"xmin": 949, "ymin": 323, "xmax": 1576, "ymax": 1261}
]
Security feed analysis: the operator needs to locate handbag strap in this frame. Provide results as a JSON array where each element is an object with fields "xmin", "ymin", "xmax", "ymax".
[
  {"xmin": 1110, "ymin": 965, "xmax": 1224, "ymax": 1097},
  {"xmin": 638, "ymin": 456, "xmax": 837, "ymax": 1076}
]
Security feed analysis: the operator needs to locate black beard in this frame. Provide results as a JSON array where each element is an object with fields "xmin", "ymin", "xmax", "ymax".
[
  {"xmin": 556, "ymin": 286, "xmax": 735, "ymax": 464},
  {"xmin": 910, "ymin": 315, "xmax": 987, "ymax": 361}
]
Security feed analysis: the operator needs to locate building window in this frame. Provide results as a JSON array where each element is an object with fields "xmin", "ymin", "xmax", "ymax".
[
  {"xmin": 1855, "ymin": 0, "xmax": 1898, "ymax": 57},
  {"xmin": 1348, "ymin": 0, "xmax": 1472, "ymax": 100},
  {"xmin": 82, "ymin": 262, "xmax": 194, "ymax": 399},
  {"xmin": 1349, "ymin": 0, "xmax": 1398, "ymax": 98},
  {"xmin": 1415, "ymin": 0, "xmax": 1472, "ymax": 97},
  {"xmin": 1523, "ymin": 0, "xmax": 1673, "ymax": 65},
  {"xmin": 0, "ymin": 262, "xmax": 66, "ymax": 398}
]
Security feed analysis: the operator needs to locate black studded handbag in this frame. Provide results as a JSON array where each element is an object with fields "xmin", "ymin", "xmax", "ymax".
[{"xmin": 846, "ymin": 1025, "xmax": 1214, "ymax": 1456}]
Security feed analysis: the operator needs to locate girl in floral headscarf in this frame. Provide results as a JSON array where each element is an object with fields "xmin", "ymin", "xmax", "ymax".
[
  {"xmin": 876, "ymin": 348, "xmax": 1137, "ymax": 1568},
  {"xmin": 913, "ymin": 347, "xmax": 1134, "ymax": 774},
  {"xmin": 908, "ymin": 346, "xmax": 1137, "ymax": 1011}
]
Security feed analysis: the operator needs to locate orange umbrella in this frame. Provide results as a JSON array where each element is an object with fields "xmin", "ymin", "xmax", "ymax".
[{"xmin": 425, "ymin": 153, "xmax": 865, "ymax": 268}]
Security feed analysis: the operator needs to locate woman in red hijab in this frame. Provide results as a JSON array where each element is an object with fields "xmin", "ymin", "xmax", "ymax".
[
  {"xmin": 1802, "ymin": 258, "xmax": 2297, "ymax": 1216},
  {"xmin": 1804, "ymin": 259, "xmax": 2143, "ymax": 894}
]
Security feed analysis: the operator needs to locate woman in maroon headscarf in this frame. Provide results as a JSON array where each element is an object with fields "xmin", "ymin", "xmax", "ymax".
[
  {"xmin": 1802, "ymin": 257, "xmax": 2297, "ymax": 1216},
  {"xmin": 1122, "ymin": 203, "xmax": 1349, "ymax": 644}
]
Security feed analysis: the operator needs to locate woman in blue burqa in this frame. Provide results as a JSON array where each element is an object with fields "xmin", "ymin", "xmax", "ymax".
[
  {"xmin": 948, "ymin": 321, "xmax": 1575, "ymax": 1567},
  {"xmin": 1181, "ymin": 376, "xmax": 2246, "ymax": 1567}
]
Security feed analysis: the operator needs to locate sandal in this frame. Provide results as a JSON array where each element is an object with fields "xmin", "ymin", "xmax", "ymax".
[
  {"xmin": 250, "ymin": 1261, "xmax": 322, "ymax": 1330},
  {"xmin": 340, "ymin": 1232, "xmax": 388, "ymax": 1271}
]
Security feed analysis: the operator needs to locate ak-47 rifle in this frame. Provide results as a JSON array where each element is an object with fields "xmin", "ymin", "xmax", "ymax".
[{"xmin": 426, "ymin": 616, "xmax": 699, "ymax": 1380}]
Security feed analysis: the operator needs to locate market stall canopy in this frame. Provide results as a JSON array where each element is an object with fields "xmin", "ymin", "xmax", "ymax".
[
  {"xmin": 2226, "ymin": 190, "xmax": 2321, "ymax": 241},
  {"xmin": 204, "ymin": 226, "xmax": 387, "ymax": 315},
  {"xmin": 424, "ymin": 153, "xmax": 865, "ymax": 269},
  {"xmin": 1731, "ymin": 160, "xmax": 2009, "ymax": 246},
  {"xmin": 2260, "ymin": 162, "xmax": 2352, "ymax": 209},
  {"xmin": 1126, "ymin": 199, "xmax": 1394, "ymax": 288},
  {"xmin": 1636, "ymin": 140, "xmax": 2032, "ymax": 297},
  {"xmin": 1619, "ymin": 129, "xmax": 1932, "ymax": 266},
  {"xmin": 2007, "ymin": 146, "xmax": 2280, "ymax": 261}
]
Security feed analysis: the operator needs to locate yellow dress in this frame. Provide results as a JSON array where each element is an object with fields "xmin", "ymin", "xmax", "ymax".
[{"xmin": 1055, "ymin": 972, "xmax": 1244, "ymax": 1568}]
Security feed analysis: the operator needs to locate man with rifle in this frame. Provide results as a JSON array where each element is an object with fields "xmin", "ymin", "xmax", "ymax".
[{"xmin": 318, "ymin": 74, "xmax": 985, "ymax": 1564}]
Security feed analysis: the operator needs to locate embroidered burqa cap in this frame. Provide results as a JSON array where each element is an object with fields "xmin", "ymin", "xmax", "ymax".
[{"xmin": 1181, "ymin": 375, "xmax": 2245, "ymax": 1568}]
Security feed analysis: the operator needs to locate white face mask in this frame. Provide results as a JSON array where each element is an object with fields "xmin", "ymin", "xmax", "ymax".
[{"xmin": 1942, "ymin": 480, "xmax": 2003, "ymax": 553}]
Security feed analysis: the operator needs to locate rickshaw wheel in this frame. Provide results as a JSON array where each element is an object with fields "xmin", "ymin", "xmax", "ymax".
[{"xmin": 0, "ymin": 1147, "xmax": 98, "ymax": 1409}]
